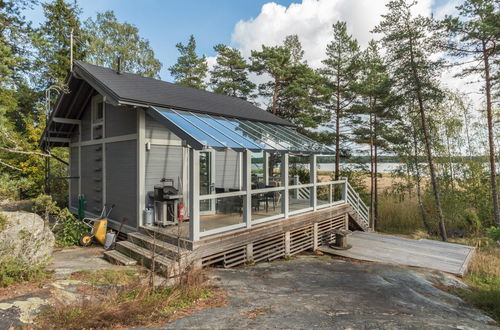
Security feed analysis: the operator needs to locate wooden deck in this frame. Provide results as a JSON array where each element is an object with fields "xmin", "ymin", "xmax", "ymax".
[{"xmin": 319, "ymin": 231, "xmax": 475, "ymax": 276}]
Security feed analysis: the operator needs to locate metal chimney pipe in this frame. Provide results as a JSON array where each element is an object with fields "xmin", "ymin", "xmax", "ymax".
[{"xmin": 117, "ymin": 57, "xmax": 121, "ymax": 74}]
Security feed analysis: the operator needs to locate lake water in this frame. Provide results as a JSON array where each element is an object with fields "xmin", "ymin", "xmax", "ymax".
[{"xmin": 318, "ymin": 163, "xmax": 403, "ymax": 174}]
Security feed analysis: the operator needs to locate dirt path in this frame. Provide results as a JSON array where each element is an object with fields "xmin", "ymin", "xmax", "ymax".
[{"xmin": 168, "ymin": 255, "xmax": 496, "ymax": 329}]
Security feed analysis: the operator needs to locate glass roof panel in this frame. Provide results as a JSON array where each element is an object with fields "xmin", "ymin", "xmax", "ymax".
[
  {"xmin": 196, "ymin": 114, "xmax": 266, "ymax": 150},
  {"xmin": 253, "ymin": 122, "xmax": 304, "ymax": 151},
  {"xmin": 152, "ymin": 107, "xmax": 334, "ymax": 154},
  {"xmin": 220, "ymin": 117, "xmax": 283, "ymax": 150},
  {"xmin": 172, "ymin": 110, "xmax": 244, "ymax": 149},
  {"xmin": 271, "ymin": 124, "xmax": 327, "ymax": 152},
  {"xmin": 156, "ymin": 108, "xmax": 226, "ymax": 148},
  {"xmin": 233, "ymin": 119, "xmax": 290, "ymax": 150}
]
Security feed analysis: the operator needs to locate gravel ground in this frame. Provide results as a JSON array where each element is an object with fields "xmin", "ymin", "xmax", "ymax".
[{"xmin": 167, "ymin": 255, "xmax": 496, "ymax": 329}]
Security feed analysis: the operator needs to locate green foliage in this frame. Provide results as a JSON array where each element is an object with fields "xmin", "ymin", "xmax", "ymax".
[
  {"xmin": 487, "ymin": 227, "xmax": 500, "ymax": 242},
  {"xmin": 169, "ymin": 35, "xmax": 208, "ymax": 90},
  {"xmin": 84, "ymin": 10, "xmax": 161, "ymax": 78},
  {"xmin": 34, "ymin": 0, "xmax": 86, "ymax": 86},
  {"xmin": 0, "ymin": 256, "xmax": 52, "ymax": 287},
  {"xmin": 0, "ymin": 173, "xmax": 34, "ymax": 200},
  {"xmin": 250, "ymin": 35, "xmax": 328, "ymax": 129},
  {"xmin": 52, "ymin": 209, "xmax": 87, "ymax": 247},
  {"xmin": 33, "ymin": 194, "xmax": 59, "ymax": 220},
  {"xmin": 461, "ymin": 209, "xmax": 483, "ymax": 236},
  {"xmin": 210, "ymin": 44, "xmax": 255, "ymax": 100},
  {"xmin": 33, "ymin": 194, "xmax": 86, "ymax": 246}
]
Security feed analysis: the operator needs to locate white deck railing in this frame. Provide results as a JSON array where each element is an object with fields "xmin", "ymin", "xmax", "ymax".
[{"xmin": 188, "ymin": 150, "xmax": 370, "ymax": 241}]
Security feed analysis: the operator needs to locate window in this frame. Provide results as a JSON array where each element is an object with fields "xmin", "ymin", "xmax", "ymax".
[
  {"xmin": 94, "ymin": 102, "xmax": 104, "ymax": 123},
  {"xmin": 91, "ymin": 96, "xmax": 105, "ymax": 140}
]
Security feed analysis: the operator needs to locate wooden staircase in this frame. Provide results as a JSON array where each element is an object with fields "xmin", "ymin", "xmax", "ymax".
[
  {"xmin": 104, "ymin": 227, "xmax": 192, "ymax": 273},
  {"xmin": 345, "ymin": 181, "xmax": 371, "ymax": 232}
]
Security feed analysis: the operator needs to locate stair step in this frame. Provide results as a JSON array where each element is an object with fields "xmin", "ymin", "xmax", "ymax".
[
  {"xmin": 128, "ymin": 232, "xmax": 189, "ymax": 259},
  {"xmin": 116, "ymin": 241, "xmax": 174, "ymax": 270},
  {"xmin": 139, "ymin": 226, "xmax": 193, "ymax": 250},
  {"xmin": 104, "ymin": 249, "xmax": 137, "ymax": 266}
]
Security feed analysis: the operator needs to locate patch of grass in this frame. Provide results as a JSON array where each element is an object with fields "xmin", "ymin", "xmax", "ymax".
[
  {"xmin": 0, "ymin": 257, "xmax": 52, "ymax": 287},
  {"xmin": 451, "ymin": 238, "xmax": 500, "ymax": 323},
  {"xmin": 36, "ymin": 269, "xmax": 221, "ymax": 328},
  {"xmin": 0, "ymin": 213, "xmax": 7, "ymax": 232},
  {"xmin": 70, "ymin": 269, "xmax": 141, "ymax": 286},
  {"xmin": 377, "ymin": 195, "xmax": 424, "ymax": 234}
]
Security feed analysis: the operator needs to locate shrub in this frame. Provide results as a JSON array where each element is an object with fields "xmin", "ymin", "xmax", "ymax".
[
  {"xmin": 32, "ymin": 194, "xmax": 87, "ymax": 247},
  {"xmin": 486, "ymin": 226, "xmax": 500, "ymax": 242},
  {"xmin": 460, "ymin": 209, "xmax": 482, "ymax": 236},
  {"xmin": 0, "ymin": 256, "xmax": 52, "ymax": 287},
  {"xmin": 52, "ymin": 211, "xmax": 88, "ymax": 247},
  {"xmin": 33, "ymin": 194, "xmax": 59, "ymax": 222},
  {"xmin": 0, "ymin": 174, "xmax": 34, "ymax": 201}
]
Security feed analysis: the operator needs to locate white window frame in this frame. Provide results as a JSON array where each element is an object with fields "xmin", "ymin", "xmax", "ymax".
[{"xmin": 91, "ymin": 95, "xmax": 105, "ymax": 140}]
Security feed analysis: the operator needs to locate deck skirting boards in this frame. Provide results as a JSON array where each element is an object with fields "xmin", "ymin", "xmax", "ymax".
[{"xmin": 201, "ymin": 213, "xmax": 346, "ymax": 268}]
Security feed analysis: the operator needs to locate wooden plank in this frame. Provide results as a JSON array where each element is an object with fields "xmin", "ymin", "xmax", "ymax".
[{"xmin": 318, "ymin": 232, "xmax": 475, "ymax": 276}]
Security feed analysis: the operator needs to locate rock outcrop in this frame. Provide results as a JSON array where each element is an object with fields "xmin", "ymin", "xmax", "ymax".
[{"xmin": 0, "ymin": 211, "xmax": 55, "ymax": 266}]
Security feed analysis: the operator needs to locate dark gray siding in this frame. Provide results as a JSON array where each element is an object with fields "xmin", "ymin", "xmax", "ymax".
[
  {"xmin": 145, "ymin": 114, "xmax": 182, "ymax": 142},
  {"xmin": 145, "ymin": 145, "xmax": 183, "ymax": 203},
  {"xmin": 81, "ymin": 145, "xmax": 103, "ymax": 214},
  {"xmin": 215, "ymin": 150, "xmax": 241, "ymax": 190},
  {"xmin": 69, "ymin": 147, "xmax": 79, "ymax": 207},
  {"xmin": 105, "ymin": 104, "xmax": 137, "ymax": 137},
  {"xmin": 80, "ymin": 103, "xmax": 92, "ymax": 141},
  {"xmin": 106, "ymin": 140, "xmax": 137, "ymax": 228}
]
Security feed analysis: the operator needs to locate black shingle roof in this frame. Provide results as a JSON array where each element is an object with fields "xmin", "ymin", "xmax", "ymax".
[{"xmin": 73, "ymin": 61, "xmax": 293, "ymax": 126}]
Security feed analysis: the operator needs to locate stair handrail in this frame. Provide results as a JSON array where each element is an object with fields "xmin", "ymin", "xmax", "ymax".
[{"xmin": 344, "ymin": 179, "xmax": 370, "ymax": 229}]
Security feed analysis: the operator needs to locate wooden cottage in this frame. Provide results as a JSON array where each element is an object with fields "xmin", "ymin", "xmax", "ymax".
[{"xmin": 41, "ymin": 61, "xmax": 369, "ymax": 269}]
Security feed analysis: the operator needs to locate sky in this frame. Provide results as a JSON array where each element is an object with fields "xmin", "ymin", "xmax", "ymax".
[
  {"xmin": 23, "ymin": 0, "xmax": 481, "ymax": 110},
  {"xmin": 24, "ymin": 0, "xmax": 457, "ymax": 74}
]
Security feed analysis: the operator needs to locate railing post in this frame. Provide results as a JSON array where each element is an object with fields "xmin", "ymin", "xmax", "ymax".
[
  {"xmin": 242, "ymin": 149, "xmax": 252, "ymax": 229},
  {"xmin": 281, "ymin": 153, "xmax": 289, "ymax": 218},
  {"xmin": 342, "ymin": 177, "xmax": 348, "ymax": 203},
  {"xmin": 313, "ymin": 222, "xmax": 319, "ymax": 251},
  {"xmin": 310, "ymin": 154, "xmax": 317, "ymax": 210},
  {"xmin": 189, "ymin": 148, "xmax": 200, "ymax": 241},
  {"xmin": 263, "ymin": 151, "xmax": 269, "ymax": 185}
]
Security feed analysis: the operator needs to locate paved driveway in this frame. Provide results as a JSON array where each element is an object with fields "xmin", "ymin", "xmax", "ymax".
[{"xmin": 167, "ymin": 255, "xmax": 496, "ymax": 329}]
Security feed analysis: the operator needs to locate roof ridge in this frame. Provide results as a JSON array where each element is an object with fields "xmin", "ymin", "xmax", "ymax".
[{"xmin": 75, "ymin": 61, "xmax": 257, "ymax": 107}]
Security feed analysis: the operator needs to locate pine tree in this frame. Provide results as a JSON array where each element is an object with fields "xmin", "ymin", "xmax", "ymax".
[
  {"xmin": 321, "ymin": 21, "xmax": 361, "ymax": 181},
  {"xmin": 250, "ymin": 35, "xmax": 328, "ymax": 128},
  {"xmin": 169, "ymin": 35, "xmax": 208, "ymax": 90},
  {"xmin": 34, "ymin": 0, "xmax": 85, "ymax": 87},
  {"xmin": 351, "ymin": 40, "xmax": 396, "ymax": 229},
  {"xmin": 250, "ymin": 45, "xmax": 291, "ymax": 116},
  {"xmin": 283, "ymin": 34, "xmax": 304, "ymax": 64},
  {"xmin": 444, "ymin": 0, "xmax": 500, "ymax": 227},
  {"xmin": 84, "ymin": 11, "xmax": 162, "ymax": 78},
  {"xmin": 210, "ymin": 44, "xmax": 255, "ymax": 100},
  {"xmin": 374, "ymin": 0, "xmax": 448, "ymax": 241}
]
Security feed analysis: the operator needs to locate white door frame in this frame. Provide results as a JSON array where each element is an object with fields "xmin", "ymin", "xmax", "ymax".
[{"xmin": 199, "ymin": 149, "xmax": 216, "ymax": 215}]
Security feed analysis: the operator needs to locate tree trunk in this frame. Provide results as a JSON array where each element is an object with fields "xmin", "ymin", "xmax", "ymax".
[
  {"xmin": 370, "ymin": 112, "xmax": 375, "ymax": 230},
  {"xmin": 482, "ymin": 41, "xmax": 500, "ymax": 227},
  {"xmin": 373, "ymin": 114, "xmax": 379, "ymax": 230},
  {"xmin": 413, "ymin": 123, "xmax": 431, "ymax": 233},
  {"xmin": 334, "ymin": 80, "xmax": 341, "ymax": 181},
  {"xmin": 409, "ymin": 39, "xmax": 447, "ymax": 241}
]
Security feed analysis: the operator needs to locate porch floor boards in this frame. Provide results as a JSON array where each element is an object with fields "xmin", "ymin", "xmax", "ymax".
[{"xmin": 319, "ymin": 231, "xmax": 475, "ymax": 276}]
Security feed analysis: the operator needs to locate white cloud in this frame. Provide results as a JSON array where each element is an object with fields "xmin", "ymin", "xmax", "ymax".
[
  {"xmin": 231, "ymin": 0, "xmax": 433, "ymax": 69},
  {"xmin": 226, "ymin": 0, "xmax": 484, "ymax": 112}
]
